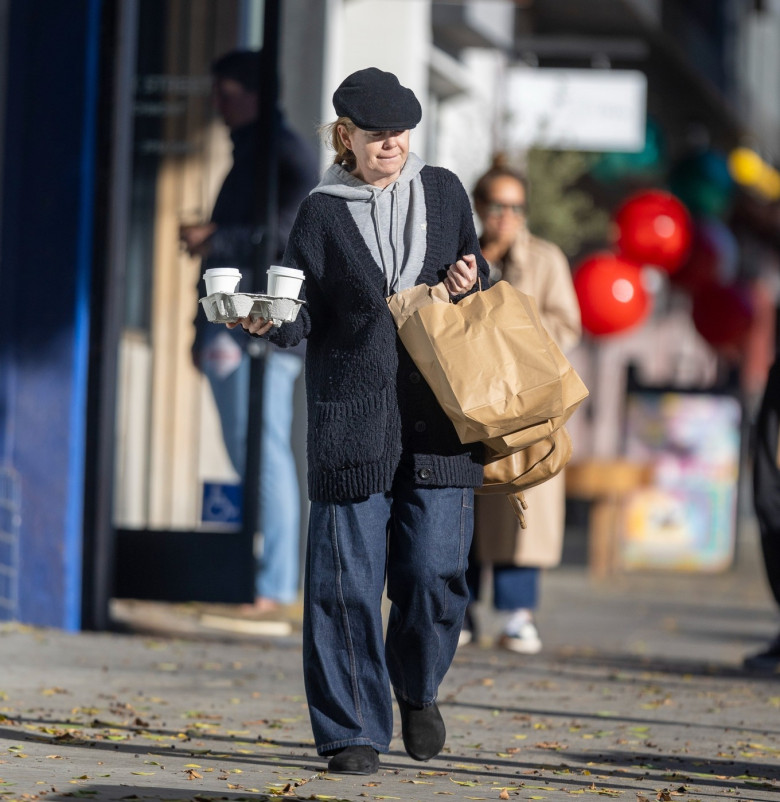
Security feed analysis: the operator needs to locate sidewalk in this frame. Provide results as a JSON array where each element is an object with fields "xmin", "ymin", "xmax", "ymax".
[{"xmin": 1, "ymin": 524, "xmax": 779, "ymax": 802}]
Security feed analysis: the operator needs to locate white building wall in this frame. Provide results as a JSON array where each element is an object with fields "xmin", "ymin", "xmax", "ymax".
[
  {"xmin": 739, "ymin": 1, "xmax": 780, "ymax": 163},
  {"xmin": 280, "ymin": 0, "xmax": 330, "ymax": 158},
  {"xmin": 436, "ymin": 47, "xmax": 509, "ymax": 203}
]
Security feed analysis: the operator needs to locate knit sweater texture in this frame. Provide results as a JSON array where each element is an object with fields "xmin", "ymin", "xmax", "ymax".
[{"xmin": 265, "ymin": 164, "xmax": 490, "ymax": 502}]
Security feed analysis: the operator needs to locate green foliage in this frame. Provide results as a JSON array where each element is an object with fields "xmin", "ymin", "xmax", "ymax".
[{"xmin": 525, "ymin": 148, "xmax": 610, "ymax": 257}]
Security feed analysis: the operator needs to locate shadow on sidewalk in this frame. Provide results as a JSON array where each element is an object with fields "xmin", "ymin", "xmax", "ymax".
[{"xmin": 453, "ymin": 644, "xmax": 780, "ymax": 682}]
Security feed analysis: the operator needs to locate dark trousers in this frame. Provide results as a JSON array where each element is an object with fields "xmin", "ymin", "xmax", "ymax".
[
  {"xmin": 303, "ymin": 481, "xmax": 474, "ymax": 755},
  {"xmin": 753, "ymin": 358, "xmax": 780, "ymax": 608}
]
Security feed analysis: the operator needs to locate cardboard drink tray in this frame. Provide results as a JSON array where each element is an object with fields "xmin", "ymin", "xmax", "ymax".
[{"xmin": 199, "ymin": 292, "xmax": 305, "ymax": 328}]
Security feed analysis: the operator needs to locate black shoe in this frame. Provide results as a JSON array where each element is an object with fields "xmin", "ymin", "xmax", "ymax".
[
  {"xmin": 327, "ymin": 745, "xmax": 380, "ymax": 775},
  {"xmin": 396, "ymin": 696, "xmax": 446, "ymax": 760},
  {"xmin": 743, "ymin": 631, "xmax": 780, "ymax": 672}
]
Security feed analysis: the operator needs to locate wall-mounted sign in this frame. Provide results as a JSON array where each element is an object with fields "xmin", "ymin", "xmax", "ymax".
[
  {"xmin": 619, "ymin": 390, "xmax": 741, "ymax": 572},
  {"xmin": 505, "ymin": 67, "xmax": 647, "ymax": 152}
]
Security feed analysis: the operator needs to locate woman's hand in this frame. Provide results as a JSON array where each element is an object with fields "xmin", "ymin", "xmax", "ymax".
[
  {"xmin": 445, "ymin": 253, "xmax": 478, "ymax": 296},
  {"xmin": 226, "ymin": 316, "xmax": 274, "ymax": 336}
]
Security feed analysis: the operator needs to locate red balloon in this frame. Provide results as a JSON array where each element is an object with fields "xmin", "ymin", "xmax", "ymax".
[
  {"xmin": 691, "ymin": 283, "xmax": 753, "ymax": 349},
  {"xmin": 671, "ymin": 231, "xmax": 718, "ymax": 293},
  {"xmin": 573, "ymin": 252, "xmax": 651, "ymax": 336},
  {"xmin": 615, "ymin": 189, "xmax": 693, "ymax": 274},
  {"xmin": 672, "ymin": 218, "xmax": 739, "ymax": 294}
]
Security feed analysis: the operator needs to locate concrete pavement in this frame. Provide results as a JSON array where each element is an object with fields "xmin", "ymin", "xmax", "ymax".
[{"xmin": 1, "ymin": 523, "xmax": 779, "ymax": 802}]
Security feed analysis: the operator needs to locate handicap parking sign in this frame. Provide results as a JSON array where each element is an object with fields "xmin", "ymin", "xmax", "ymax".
[{"xmin": 201, "ymin": 481, "xmax": 242, "ymax": 527}]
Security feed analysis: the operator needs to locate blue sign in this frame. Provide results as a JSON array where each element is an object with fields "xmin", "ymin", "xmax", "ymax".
[{"xmin": 201, "ymin": 482, "xmax": 243, "ymax": 527}]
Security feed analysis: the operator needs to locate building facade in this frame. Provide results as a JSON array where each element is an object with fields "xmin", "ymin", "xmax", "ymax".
[{"xmin": 1, "ymin": 0, "xmax": 778, "ymax": 629}]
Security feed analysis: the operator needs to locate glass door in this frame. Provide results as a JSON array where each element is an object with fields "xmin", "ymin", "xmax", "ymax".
[{"xmin": 112, "ymin": 0, "xmax": 260, "ymax": 601}]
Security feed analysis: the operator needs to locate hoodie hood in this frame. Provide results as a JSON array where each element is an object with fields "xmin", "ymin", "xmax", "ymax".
[{"xmin": 310, "ymin": 153, "xmax": 427, "ymax": 293}]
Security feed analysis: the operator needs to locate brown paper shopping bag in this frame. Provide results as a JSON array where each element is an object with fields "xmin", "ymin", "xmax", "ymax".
[
  {"xmin": 387, "ymin": 281, "xmax": 588, "ymax": 451},
  {"xmin": 388, "ymin": 281, "xmax": 588, "ymax": 528}
]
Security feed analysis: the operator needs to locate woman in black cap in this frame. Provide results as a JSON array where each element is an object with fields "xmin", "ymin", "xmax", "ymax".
[{"xmin": 230, "ymin": 67, "xmax": 489, "ymax": 775}]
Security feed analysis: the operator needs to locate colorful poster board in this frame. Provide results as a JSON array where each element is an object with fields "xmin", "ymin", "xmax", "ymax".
[{"xmin": 620, "ymin": 390, "xmax": 741, "ymax": 572}]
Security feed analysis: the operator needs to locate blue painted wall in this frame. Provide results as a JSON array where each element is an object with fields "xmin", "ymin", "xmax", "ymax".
[{"xmin": 0, "ymin": 0, "xmax": 102, "ymax": 629}]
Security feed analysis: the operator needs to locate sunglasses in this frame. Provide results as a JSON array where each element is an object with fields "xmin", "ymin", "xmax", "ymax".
[{"xmin": 485, "ymin": 201, "xmax": 526, "ymax": 216}]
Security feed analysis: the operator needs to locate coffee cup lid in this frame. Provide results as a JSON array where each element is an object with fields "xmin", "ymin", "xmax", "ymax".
[{"xmin": 267, "ymin": 265, "xmax": 305, "ymax": 279}]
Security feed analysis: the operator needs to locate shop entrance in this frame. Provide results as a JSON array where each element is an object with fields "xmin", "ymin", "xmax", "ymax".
[{"xmin": 107, "ymin": 0, "xmax": 268, "ymax": 605}]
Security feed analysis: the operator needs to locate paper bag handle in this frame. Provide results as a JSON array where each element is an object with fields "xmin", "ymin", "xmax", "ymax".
[{"xmin": 507, "ymin": 491, "xmax": 528, "ymax": 528}]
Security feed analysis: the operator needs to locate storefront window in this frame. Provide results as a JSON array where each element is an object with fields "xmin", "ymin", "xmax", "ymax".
[{"xmin": 114, "ymin": 0, "xmax": 256, "ymax": 531}]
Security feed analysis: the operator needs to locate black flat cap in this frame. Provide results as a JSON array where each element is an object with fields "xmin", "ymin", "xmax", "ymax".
[{"xmin": 332, "ymin": 67, "xmax": 422, "ymax": 131}]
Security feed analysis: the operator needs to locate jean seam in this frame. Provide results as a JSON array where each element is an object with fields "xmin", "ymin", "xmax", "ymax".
[
  {"xmin": 443, "ymin": 488, "xmax": 469, "ymax": 617},
  {"xmin": 423, "ymin": 488, "xmax": 469, "ymax": 704},
  {"xmin": 330, "ymin": 503, "xmax": 364, "ymax": 727}
]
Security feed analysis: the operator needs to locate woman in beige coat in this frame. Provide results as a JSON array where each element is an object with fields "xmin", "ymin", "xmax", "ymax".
[{"xmin": 463, "ymin": 158, "xmax": 582, "ymax": 653}]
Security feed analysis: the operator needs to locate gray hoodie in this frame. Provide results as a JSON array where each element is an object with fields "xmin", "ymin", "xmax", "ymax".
[{"xmin": 310, "ymin": 152, "xmax": 427, "ymax": 294}]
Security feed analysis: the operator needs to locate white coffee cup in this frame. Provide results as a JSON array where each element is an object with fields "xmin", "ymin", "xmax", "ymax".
[
  {"xmin": 203, "ymin": 267, "xmax": 242, "ymax": 295},
  {"xmin": 267, "ymin": 265, "xmax": 305, "ymax": 298}
]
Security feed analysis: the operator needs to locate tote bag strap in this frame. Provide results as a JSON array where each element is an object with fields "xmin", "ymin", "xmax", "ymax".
[{"xmin": 507, "ymin": 491, "xmax": 528, "ymax": 528}]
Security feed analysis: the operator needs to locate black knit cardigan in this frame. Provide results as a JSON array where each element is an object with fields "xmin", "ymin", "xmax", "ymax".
[{"xmin": 264, "ymin": 165, "xmax": 490, "ymax": 502}]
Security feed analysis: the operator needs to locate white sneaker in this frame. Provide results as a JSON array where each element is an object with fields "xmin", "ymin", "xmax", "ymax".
[
  {"xmin": 458, "ymin": 628, "xmax": 473, "ymax": 647},
  {"xmin": 457, "ymin": 605, "xmax": 478, "ymax": 647},
  {"xmin": 498, "ymin": 617, "xmax": 542, "ymax": 654}
]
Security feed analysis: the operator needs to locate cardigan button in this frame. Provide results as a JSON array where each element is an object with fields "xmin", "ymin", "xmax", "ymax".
[
  {"xmin": 409, "ymin": 371, "xmax": 421, "ymax": 384},
  {"xmin": 414, "ymin": 420, "xmax": 427, "ymax": 433},
  {"xmin": 417, "ymin": 468, "xmax": 432, "ymax": 480}
]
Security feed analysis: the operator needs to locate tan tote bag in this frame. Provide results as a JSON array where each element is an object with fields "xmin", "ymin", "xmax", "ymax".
[
  {"xmin": 387, "ymin": 281, "xmax": 588, "ymax": 454},
  {"xmin": 479, "ymin": 427, "xmax": 573, "ymax": 495},
  {"xmin": 477, "ymin": 427, "xmax": 574, "ymax": 530}
]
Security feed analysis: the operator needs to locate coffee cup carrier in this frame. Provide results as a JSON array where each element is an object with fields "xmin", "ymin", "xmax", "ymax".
[{"xmin": 200, "ymin": 292, "xmax": 305, "ymax": 328}]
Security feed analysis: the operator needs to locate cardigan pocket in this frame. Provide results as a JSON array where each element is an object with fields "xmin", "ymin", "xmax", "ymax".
[{"xmin": 311, "ymin": 386, "xmax": 389, "ymax": 472}]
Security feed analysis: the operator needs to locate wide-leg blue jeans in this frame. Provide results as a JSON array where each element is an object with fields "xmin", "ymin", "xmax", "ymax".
[{"xmin": 303, "ymin": 480, "xmax": 474, "ymax": 755}]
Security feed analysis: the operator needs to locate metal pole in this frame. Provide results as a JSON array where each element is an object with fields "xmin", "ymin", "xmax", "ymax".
[{"xmin": 242, "ymin": 0, "xmax": 281, "ymax": 569}]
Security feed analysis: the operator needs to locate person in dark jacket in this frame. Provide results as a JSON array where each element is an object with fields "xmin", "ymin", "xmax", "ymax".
[
  {"xmin": 229, "ymin": 68, "xmax": 489, "ymax": 775},
  {"xmin": 745, "ymin": 356, "xmax": 780, "ymax": 671},
  {"xmin": 181, "ymin": 50, "xmax": 319, "ymax": 613}
]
